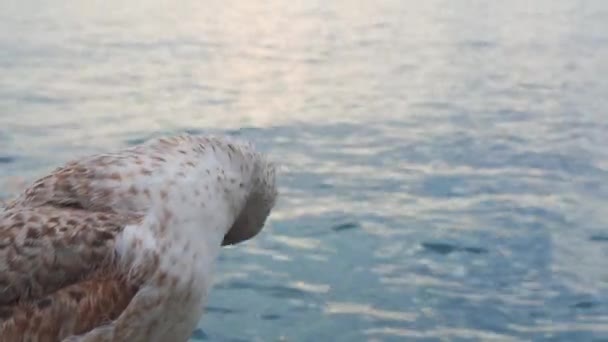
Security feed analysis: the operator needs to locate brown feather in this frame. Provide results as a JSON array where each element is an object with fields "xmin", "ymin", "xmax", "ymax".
[
  {"xmin": 0, "ymin": 275, "xmax": 139, "ymax": 341},
  {"xmin": 0, "ymin": 206, "xmax": 144, "ymax": 341},
  {"xmin": 0, "ymin": 206, "xmax": 141, "ymax": 305}
]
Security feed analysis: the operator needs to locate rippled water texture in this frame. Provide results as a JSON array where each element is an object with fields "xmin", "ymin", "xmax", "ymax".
[{"xmin": 2, "ymin": 1, "xmax": 608, "ymax": 341}]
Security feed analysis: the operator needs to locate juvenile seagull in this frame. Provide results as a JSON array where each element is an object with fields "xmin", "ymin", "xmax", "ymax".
[{"xmin": 0, "ymin": 134, "xmax": 278, "ymax": 342}]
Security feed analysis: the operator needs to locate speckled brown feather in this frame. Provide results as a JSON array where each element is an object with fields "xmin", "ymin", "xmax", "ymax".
[
  {"xmin": 0, "ymin": 206, "xmax": 141, "ymax": 305},
  {"xmin": 0, "ymin": 276, "xmax": 139, "ymax": 342},
  {"xmin": 0, "ymin": 207, "xmax": 144, "ymax": 341}
]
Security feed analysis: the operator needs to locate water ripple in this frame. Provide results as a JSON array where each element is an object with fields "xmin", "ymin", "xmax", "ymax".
[{"xmin": 421, "ymin": 242, "xmax": 488, "ymax": 255}]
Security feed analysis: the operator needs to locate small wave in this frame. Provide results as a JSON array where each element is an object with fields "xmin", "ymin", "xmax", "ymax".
[{"xmin": 421, "ymin": 242, "xmax": 488, "ymax": 255}]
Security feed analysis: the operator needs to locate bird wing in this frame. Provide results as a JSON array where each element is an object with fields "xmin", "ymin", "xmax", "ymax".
[
  {"xmin": 4, "ymin": 135, "xmax": 208, "ymax": 214},
  {"xmin": 4, "ymin": 152, "xmax": 152, "ymax": 213},
  {"xmin": 0, "ymin": 205, "xmax": 145, "ymax": 341}
]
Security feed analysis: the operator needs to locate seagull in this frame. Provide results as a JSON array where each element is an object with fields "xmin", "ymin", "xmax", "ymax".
[{"xmin": 0, "ymin": 134, "xmax": 278, "ymax": 342}]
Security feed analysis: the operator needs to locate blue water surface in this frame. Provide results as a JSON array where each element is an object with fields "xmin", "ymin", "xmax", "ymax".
[{"xmin": 1, "ymin": 1, "xmax": 608, "ymax": 341}]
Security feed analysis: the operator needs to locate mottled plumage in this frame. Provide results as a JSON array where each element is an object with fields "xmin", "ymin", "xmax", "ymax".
[{"xmin": 0, "ymin": 134, "xmax": 278, "ymax": 342}]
